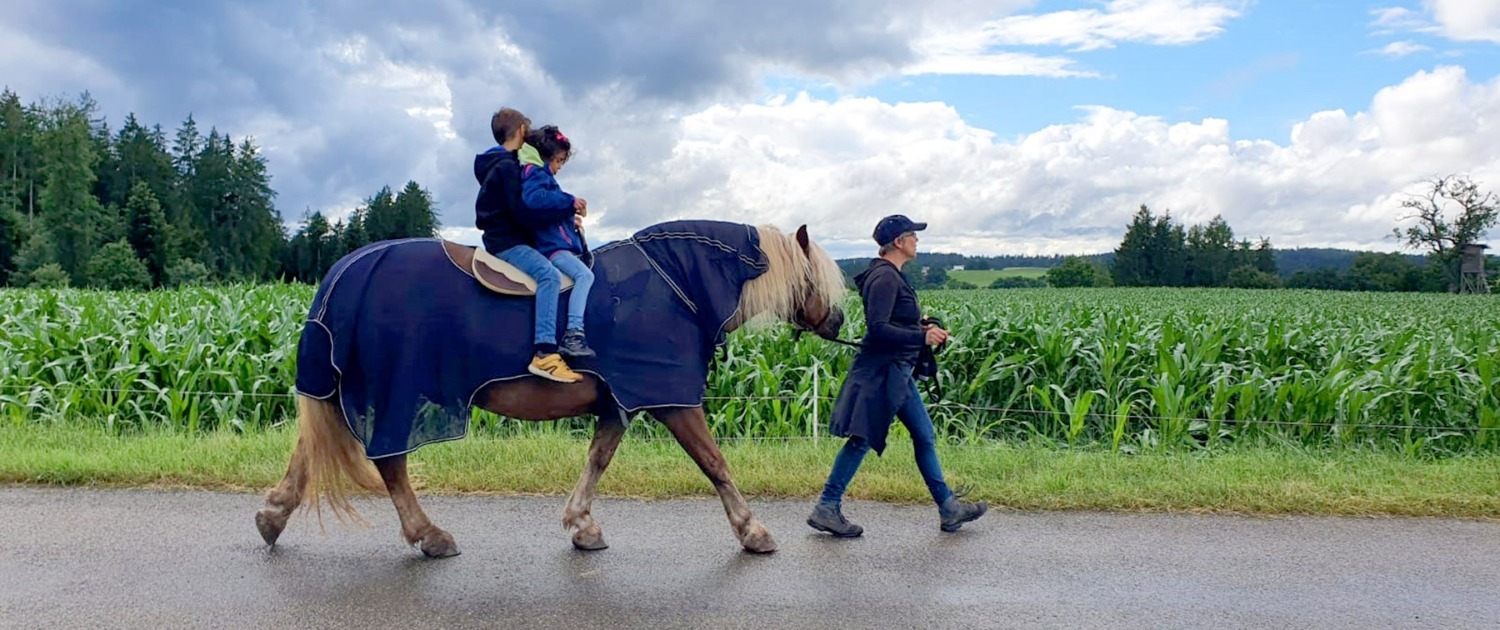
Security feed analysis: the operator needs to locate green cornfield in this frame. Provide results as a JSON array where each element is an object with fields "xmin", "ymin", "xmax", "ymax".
[{"xmin": 1, "ymin": 285, "xmax": 1496, "ymax": 453}]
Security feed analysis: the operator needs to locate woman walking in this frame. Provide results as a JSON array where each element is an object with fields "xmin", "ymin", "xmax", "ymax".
[{"xmin": 808, "ymin": 215, "xmax": 987, "ymax": 537}]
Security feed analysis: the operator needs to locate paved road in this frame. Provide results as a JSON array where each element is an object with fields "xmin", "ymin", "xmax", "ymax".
[{"xmin": 0, "ymin": 487, "xmax": 1496, "ymax": 629}]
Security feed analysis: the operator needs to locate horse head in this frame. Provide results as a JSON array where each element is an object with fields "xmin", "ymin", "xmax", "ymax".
[{"xmin": 788, "ymin": 224, "xmax": 846, "ymax": 341}]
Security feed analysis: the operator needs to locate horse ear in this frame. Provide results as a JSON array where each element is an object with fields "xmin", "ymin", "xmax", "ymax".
[{"xmin": 795, "ymin": 224, "xmax": 810, "ymax": 254}]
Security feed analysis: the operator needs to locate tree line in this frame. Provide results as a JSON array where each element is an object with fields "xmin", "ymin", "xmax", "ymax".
[
  {"xmin": 885, "ymin": 177, "xmax": 1497, "ymax": 293},
  {"xmin": 0, "ymin": 89, "xmax": 439, "ymax": 290},
  {"xmin": 1108, "ymin": 205, "xmax": 1280, "ymax": 288},
  {"xmin": 1093, "ymin": 176, "xmax": 1495, "ymax": 292}
]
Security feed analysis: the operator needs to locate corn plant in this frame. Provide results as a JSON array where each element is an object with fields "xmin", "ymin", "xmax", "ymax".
[{"xmin": 1, "ymin": 284, "xmax": 1495, "ymax": 452}]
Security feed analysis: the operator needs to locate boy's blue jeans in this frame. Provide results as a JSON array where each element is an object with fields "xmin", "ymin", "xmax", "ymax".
[
  {"xmin": 497, "ymin": 245, "xmax": 559, "ymax": 348},
  {"xmin": 819, "ymin": 377, "xmax": 953, "ymax": 506},
  {"xmin": 548, "ymin": 251, "xmax": 595, "ymax": 332}
]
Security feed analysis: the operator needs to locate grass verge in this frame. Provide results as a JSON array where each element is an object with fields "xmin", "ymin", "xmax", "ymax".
[{"xmin": 2, "ymin": 427, "xmax": 1496, "ymax": 518}]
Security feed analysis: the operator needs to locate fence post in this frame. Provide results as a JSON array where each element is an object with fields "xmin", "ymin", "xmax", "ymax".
[{"xmin": 812, "ymin": 362, "xmax": 820, "ymax": 447}]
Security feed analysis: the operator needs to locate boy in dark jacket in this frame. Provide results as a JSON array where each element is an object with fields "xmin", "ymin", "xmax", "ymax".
[
  {"xmin": 808, "ymin": 215, "xmax": 987, "ymax": 537},
  {"xmin": 473, "ymin": 107, "xmax": 581, "ymax": 383}
]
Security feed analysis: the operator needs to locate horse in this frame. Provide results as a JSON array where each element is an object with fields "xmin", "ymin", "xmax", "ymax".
[{"xmin": 254, "ymin": 220, "xmax": 847, "ymax": 557}]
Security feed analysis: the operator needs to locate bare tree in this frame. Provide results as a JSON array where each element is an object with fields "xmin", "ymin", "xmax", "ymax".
[{"xmin": 1392, "ymin": 174, "xmax": 1498, "ymax": 292}]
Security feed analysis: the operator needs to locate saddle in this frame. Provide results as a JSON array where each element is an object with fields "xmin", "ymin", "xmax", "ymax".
[{"xmin": 441, "ymin": 241, "xmax": 574, "ymax": 296}]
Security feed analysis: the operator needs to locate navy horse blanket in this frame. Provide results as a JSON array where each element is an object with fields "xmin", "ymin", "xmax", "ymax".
[{"xmin": 294, "ymin": 220, "xmax": 770, "ymax": 458}]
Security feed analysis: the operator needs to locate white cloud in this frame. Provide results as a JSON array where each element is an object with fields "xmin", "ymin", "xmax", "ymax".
[
  {"xmin": 896, "ymin": 0, "xmax": 1245, "ymax": 78},
  {"xmin": 565, "ymin": 66, "xmax": 1500, "ymax": 258},
  {"xmin": 1370, "ymin": 40, "xmax": 1433, "ymax": 57},
  {"xmin": 1370, "ymin": 7, "xmax": 1432, "ymax": 35},
  {"xmin": 1425, "ymin": 0, "xmax": 1500, "ymax": 43},
  {"xmin": 1372, "ymin": 2, "xmax": 1500, "ymax": 44},
  {"xmin": 972, "ymin": 0, "xmax": 1245, "ymax": 52}
]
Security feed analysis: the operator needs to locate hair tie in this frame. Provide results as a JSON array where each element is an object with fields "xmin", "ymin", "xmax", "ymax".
[{"xmin": 555, "ymin": 131, "xmax": 568, "ymax": 143}]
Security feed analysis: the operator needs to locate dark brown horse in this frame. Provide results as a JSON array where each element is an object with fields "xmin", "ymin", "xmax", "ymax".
[{"xmin": 254, "ymin": 223, "xmax": 846, "ymax": 556}]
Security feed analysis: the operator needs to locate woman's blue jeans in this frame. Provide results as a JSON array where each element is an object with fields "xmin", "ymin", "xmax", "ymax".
[{"xmin": 819, "ymin": 377, "xmax": 952, "ymax": 505}]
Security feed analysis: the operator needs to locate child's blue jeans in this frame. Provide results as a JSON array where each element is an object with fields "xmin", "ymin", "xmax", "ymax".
[{"xmin": 548, "ymin": 251, "xmax": 594, "ymax": 331}]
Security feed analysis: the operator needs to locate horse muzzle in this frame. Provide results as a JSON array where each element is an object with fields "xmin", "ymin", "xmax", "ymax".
[{"xmin": 814, "ymin": 307, "xmax": 845, "ymax": 341}]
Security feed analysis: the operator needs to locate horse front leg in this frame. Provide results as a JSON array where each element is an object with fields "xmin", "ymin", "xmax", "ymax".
[
  {"xmin": 562, "ymin": 419, "xmax": 626, "ymax": 551},
  {"xmin": 652, "ymin": 407, "xmax": 776, "ymax": 554},
  {"xmin": 374, "ymin": 455, "xmax": 459, "ymax": 558}
]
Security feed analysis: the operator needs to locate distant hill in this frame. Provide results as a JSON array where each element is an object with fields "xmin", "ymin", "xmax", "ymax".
[
  {"xmin": 836, "ymin": 253, "xmax": 1072, "ymax": 275},
  {"xmin": 839, "ymin": 247, "xmax": 1429, "ymax": 278},
  {"xmin": 1273, "ymin": 248, "xmax": 1426, "ymax": 276},
  {"xmin": 836, "ymin": 252, "xmax": 1067, "ymax": 269}
]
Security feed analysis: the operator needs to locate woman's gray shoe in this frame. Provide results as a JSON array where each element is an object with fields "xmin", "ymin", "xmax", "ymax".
[
  {"xmin": 939, "ymin": 496, "xmax": 987, "ymax": 532},
  {"xmin": 807, "ymin": 502, "xmax": 864, "ymax": 538}
]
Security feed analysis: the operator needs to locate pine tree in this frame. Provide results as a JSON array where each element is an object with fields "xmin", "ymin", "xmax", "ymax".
[
  {"xmin": 1185, "ymin": 215, "xmax": 1235, "ymax": 287},
  {"xmin": 124, "ymin": 181, "xmax": 171, "ymax": 285},
  {"xmin": 0, "ymin": 205, "xmax": 23, "ymax": 285},
  {"xmin": 1149, "ymin": 212, "xmax": 1187, "ymax": 286},
  {"xmin": 342, "ymin": 210, "xmax": 369, "ymax": 254},
  {"xmin": 231, "ymin": 137, "xmax": 282, "ymax": 280},
  {"xmin": 1112, "ymin": 205, "xmax": 1155, "ymax": 286},
  {"xmin": 87, "ymin": 107, "xmax": 117, "ymax": 212},
  {"xmin": 299, "ymin": 211, "xmax": 331, "ymax": 282},
  {"xmin": 1254, "ymin": 237, "xmax": 1277, "ymax": 275},
  {"xmin": 0, "ymin": 88, "xmax": 40, "ymax": 232},
  {"xmin": 108, "ymin": 114, "xmax": 177, "ymax": 211},
  {"xmin": 172, "ymin": 114, "xmax": 201, "ymax": 179},
  {"xmin": 12, "ymin": 227, "xmax": 56, "ymax": 285},
  {"xmin": 393, "ymin": 180, "xmax": 439, "ymax": 237},
  {"xmin": 170, "ymin": 115, "xmax": 204, "ymax": 265},
  {"xmin": 192, "ymin": 128, "xmax": 236, "ymax": 275},
  {"xmin": 362, "ymin": 186, "xmax": 398, "ymax": 242},
  {"xmin": 37, "ymin": 97, "xmax": 106, "ymax": 284}
]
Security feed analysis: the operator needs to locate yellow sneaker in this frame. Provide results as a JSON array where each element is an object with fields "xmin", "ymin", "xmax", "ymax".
[{"xmin": 529, "ymin": 352, "xmax": 583, "ymax": 383}]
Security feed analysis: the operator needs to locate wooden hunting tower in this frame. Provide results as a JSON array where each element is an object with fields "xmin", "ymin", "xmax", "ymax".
[{"xmin": 1459, "ymin": 243, "xmax": 1490, "ymax": 294}]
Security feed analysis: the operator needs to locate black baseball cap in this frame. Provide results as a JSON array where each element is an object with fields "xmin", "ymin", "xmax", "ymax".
[{"xmin": 873, "ymin": 214, "xmax": 927, "ymax": 246}]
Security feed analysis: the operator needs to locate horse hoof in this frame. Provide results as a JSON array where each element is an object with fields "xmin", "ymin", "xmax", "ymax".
[
  {"xmin": 572, "ymin": 525, "xmax": 608, "ymax": 551},
  {"xmin": 255, "ymin": 508, "xmax": 287, "ymax": 546},
  {"xmin": 741, "ymin": 525, "xmax": 778, "ymax": 554},
  {"xmin": 418, "ymin": 531, "xmax": 460, "ymax": 558}
]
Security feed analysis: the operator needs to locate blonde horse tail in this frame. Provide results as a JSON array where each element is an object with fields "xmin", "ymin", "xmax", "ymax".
[{"xmin": 297, "ymin": 394, "xmax": 386, "ymax": 527}]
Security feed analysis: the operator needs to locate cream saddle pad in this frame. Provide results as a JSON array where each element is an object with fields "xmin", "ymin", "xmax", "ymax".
[{"xmin": 471, "ymin": 247, "xmax": 574, "ymax": 296}]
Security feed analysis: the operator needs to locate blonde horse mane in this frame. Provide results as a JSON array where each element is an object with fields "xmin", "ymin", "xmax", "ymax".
[{"xmin": 735, "ymin": 225, "xmax": 848, "ymax": 328}]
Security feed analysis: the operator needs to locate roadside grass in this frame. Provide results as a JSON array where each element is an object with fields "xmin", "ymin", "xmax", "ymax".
[{"xmin": 3, "ymin": 426, "xmax": 1496, "ymax": 518}]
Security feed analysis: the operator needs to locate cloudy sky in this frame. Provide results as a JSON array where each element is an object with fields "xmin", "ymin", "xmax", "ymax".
[{"xmin": 4, "ymin": 0, "xmax": 1499, "ymax": 258}]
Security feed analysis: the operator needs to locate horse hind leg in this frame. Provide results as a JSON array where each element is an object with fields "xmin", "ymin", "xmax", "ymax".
[
  {"xmin": 256, "ymin": 395, "xmax": 384, "ymax": 546},
  {"xmin": 375, "ymin": 455, "xmax": 459, "ymax": 558},
  {"xmin": 654, "ymin": 407, "xmax": 776, "ymax": 554},
  {"xmin": 563, "ymin": 419, "xmax": 626, "ymax": 551},
  {"xmin": 256, "ymin": 437, "xmax": 309, "ymax": 546}
]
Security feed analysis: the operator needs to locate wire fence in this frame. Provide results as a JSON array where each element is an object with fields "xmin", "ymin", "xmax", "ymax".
[{"xmin": 1, "ymin": 380, "xmax": 1492, "ymax": 437}]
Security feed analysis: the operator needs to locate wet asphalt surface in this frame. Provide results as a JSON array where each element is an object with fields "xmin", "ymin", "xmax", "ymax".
[{"xmin": 0, "ymin": 487, "xmax": 1496, "ymax": 629}]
